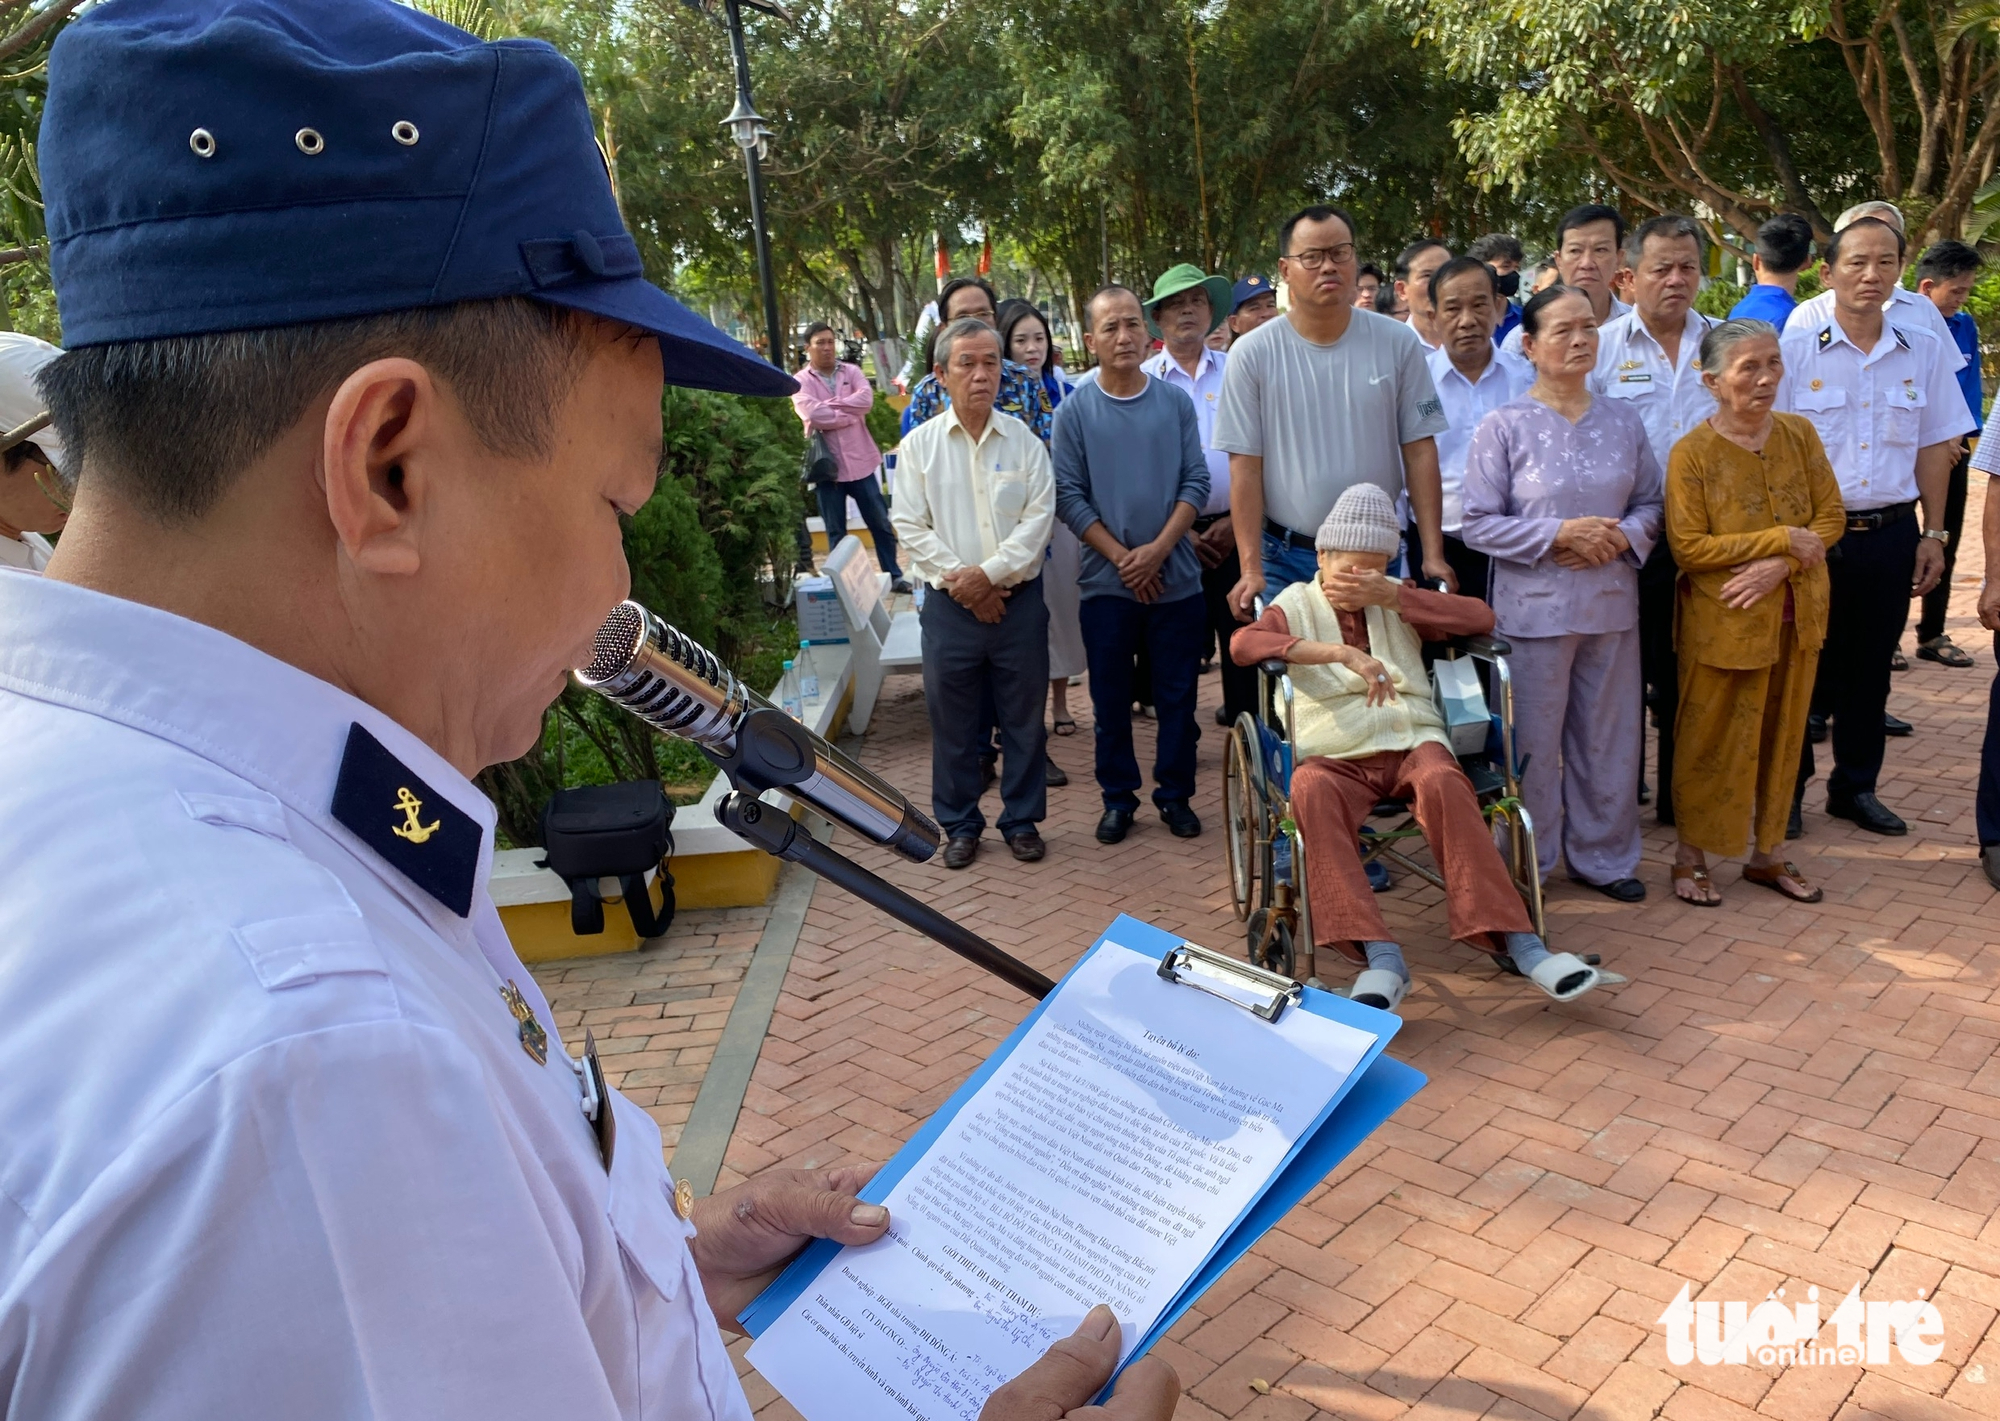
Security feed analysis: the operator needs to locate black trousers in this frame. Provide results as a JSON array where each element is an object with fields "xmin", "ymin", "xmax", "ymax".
[
  {"xmin": 1201, "ymin": 546, "xmax": 1258, "ymax": 723},
  {"xmin": 1800, "ymin": 514, "xmax": 1917, "ymax": 800},
  {"xmin": 1638, "ymin": 543, "xmax": 1679, "ymax": 823},
  {"xmin": 1981, "ymin": 637, "xmax": 2000, "ymax": 846},
  {"xmin": 1403, "ymin": 527, "xmax": 1490, "ymax": 600},
  {"xmin": 1915, "ymin": 448, "xmax": 1971, "ymax": 644},
  {"xmin": 920, "ymin": 576, "xmax": 1049, "ymax": 839}
]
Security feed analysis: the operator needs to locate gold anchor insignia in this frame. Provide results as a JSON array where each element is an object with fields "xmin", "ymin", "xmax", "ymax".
[{"xmin": 391, "ymin": 786, "xmax": 442, "ymax": 844}]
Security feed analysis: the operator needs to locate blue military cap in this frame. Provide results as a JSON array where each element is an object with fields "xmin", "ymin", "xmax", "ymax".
[
  {"xmin": 1231, "ymin": 274, "xmax": 1275, "ymax": 313},
  {"xmin": 40, "ymin": 0, "xmax": 794, "ymax": 398}
]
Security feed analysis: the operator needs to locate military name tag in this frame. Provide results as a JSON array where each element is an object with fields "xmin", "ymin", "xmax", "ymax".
[{"xmin": 582, "ymin": 1028, "xmax": 616, "ymax": 1171}]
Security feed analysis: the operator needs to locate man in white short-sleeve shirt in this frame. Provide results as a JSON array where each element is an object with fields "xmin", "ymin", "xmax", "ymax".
[
  {"xmin": 1775, "ymin": 216, "xmax": 1974, "ymax": 837},
  {"xmin": 1214, "ymin": 204, "xmax": 1450, "ymax": 614}
]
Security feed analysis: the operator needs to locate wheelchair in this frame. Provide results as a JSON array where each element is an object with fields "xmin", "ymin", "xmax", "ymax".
[{"xmin": 1220, "ymin": 615, "xmax": 1545, "ymax": 987}]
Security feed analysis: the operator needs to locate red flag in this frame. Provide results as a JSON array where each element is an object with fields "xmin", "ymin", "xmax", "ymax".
[
  {"xmin": 934, "ymin": 233, "xmax": 949, "ymax": 282},
  {"xmin": 977, "ymin": 231, "xmax": 992, "ymax": 277}
]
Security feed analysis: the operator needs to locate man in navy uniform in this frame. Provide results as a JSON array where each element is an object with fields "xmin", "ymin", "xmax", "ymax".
[{"xmin": 0, "ymin": 4, "xmax": 1178, "ymax": 1419}]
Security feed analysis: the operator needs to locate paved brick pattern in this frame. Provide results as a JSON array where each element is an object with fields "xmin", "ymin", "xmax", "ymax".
[
  {"xmin": 551, "ymin": 488, "xmax": 2000, "ymax": 1420},
  {"xmin": 531, "ymin": 902, "xmax": 770, "ymax": 1152}
]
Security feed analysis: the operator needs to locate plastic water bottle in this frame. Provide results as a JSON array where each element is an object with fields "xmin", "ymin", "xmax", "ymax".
[
  {"xmin": 796, "ymin": 639, "xmax": 819, "ymax": 702},
  {"xmin": 779, "ymin": 659, "xmax": 803, "ymax": 719}
]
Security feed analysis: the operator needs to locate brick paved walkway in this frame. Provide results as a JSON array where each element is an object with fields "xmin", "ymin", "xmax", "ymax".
[{"xmin": 548, "ymin": 486, "xmax": 2000, "ymax": 1421}]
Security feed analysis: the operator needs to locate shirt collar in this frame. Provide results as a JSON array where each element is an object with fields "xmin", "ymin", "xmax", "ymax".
[
  {"xmin": 943, "ymin": 401, "xmax": 1010, "ymax": 447},
  {"xmin": 1613, "ymin": 307, "xmax": 1706, "ymax": 362},
  {"xmin": 1145, "ymin": 345, "xmax": 1221, "ymax": 382},
  {"xmin": 0, "ymin": 572, "xmax": 496, "ymax": 925},
  {"xmin": 1427, "ymin": 341, "xmax": 1508, "ymax": 388},
  {"xmin": 1820, "ymin": 317, "xmax": 1904, "ymax": 363}
]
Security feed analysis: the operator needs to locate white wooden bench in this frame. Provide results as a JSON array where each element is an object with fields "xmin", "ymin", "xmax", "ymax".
[{"xmin": 824, "ymin": 534, "xmax": 921, "ymax": 733}]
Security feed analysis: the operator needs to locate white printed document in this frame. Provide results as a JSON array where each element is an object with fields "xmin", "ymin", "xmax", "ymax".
[{"xmin": 744, "ymin": 922, "xmax": 1395, "ymax": 1421}]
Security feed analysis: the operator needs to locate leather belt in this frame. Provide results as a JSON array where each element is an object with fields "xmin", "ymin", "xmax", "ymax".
[
  {"xmin": 1263, "ymin": 517, "xmax": 1316, "ymax": 552},
  {"xmin": 1844, "ymin": 499, "xmax": 1915, "ymax": 533},
  {"xmin": 1192, "ymin": 513, "xmax": 1226, "ymax": 532}
]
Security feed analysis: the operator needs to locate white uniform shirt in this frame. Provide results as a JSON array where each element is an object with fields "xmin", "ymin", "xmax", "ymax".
[
  {"xmin": 1590, "ymin": 308, "xmax": 1717, "ymax": 472},
  {"xmin": 1793, "ymin": 284, "xmax": 1965, "ymax": 371},
  {"xmin": 1775, "ymin": 315, "xmax": 1975, "ymax": 509},
  {"xmin": 1426, "ymin": 342, "xmax": 1532, "ymax": 532},
  {"xmin": 0, "ymin": 530, "xmax": 52, "ymax": 571},
  {"xmin": 0, "ymin": 570, "xmax": 750, "ymax": 1421},
  {"xmin": 1142, "ymin": 344, "xmax": 1230, "ymax": 513},
  {"xmin": 891, "ymin": 405, "xmax": 1055, "ymax": 589},
  {"xmin": 1500, "ymin": 295, "xmax": 1631, "ymax": 359}
]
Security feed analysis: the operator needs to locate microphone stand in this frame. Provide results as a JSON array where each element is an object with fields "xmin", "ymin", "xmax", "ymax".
[{"xmin": 715, "ymin": 792, "xmax": 1054, "ymax": 1001}]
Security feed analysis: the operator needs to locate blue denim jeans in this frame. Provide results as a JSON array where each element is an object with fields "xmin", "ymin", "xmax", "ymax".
[
  {"xmin": 817, "ymin": 474, "xmax": 902, "ymax": 579},
  {"xmin": 1262, "ymin": 526, "xmax": 1406, "ymax": 604}
]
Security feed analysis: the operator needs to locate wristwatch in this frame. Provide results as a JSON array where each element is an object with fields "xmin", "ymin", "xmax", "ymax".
[{"xmin": 1921, "ymin": 528, "xmax": 1951, "ymax": 544}]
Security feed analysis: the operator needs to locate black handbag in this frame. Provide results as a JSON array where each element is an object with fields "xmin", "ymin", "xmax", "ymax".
[
  {"xmin": 801, "ymin": 428, "xmax": 840, "ymax": 488},
  {"xmin": 539, "ymin": 780, "xmax": 676, "ymax": 938}
]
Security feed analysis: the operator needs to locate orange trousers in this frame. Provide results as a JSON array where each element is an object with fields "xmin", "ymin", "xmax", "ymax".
[{"xmin": 1290, "ymin": 740, "xmax": 1532, "ymax": 965}]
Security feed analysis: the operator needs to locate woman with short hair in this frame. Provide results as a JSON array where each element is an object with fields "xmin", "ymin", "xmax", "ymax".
[
  {"xmin": 1461, "ymin": 285, "xmax": 1665, "ymax": 901},
  {"xmin": 1665, "ymin": 319, "xmax": 1845, "ymax": 905}
]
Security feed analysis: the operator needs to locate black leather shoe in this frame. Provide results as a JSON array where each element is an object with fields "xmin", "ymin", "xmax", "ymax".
[
  {"xmin": 1808, "ymin": 713, "xmax": 1828, "ymax": 744},
  {"xmin": 1095, "ymin": 808, "xmax": 1134, "ymax": 844},
  {"xmin": 943, "ymin": 836, "xmax": 980, "ymax": 869},
  {"xmin": 1159, "ymin": 801, "xmax": 1202, "ymax": 838},
  {"xmin": 1983, "ymin": 845, "xmax": 2000, "ymax": 891},
  {"xmin": 1005, "ymin": 830, "xmax": 1046, "ymax": 862},
  {"xmin": 1827, "ymin": 791, "xmax": 1906, "ymax": 835},
  {"xmin": 1572, "ymin": 875, "xmax": 1647, "ymax": 902},
  {"xmin": 1044, "ymin": 759, "xmax": 1068, "ymax": 787},
  {"xmin": 892, "ymin": 576, "xmax": 914, "ymax": 595},
  {"xmin": 1883, "ymin": 713, "xmax": 1914, "ymax": 737},
  {"xmin": 1214, "ymin": 705, "xmax": 1232, "ymax": 727},
  {"xmin": 1787, "ymin": 795, "xmax": 1805, "ymax": 840}
]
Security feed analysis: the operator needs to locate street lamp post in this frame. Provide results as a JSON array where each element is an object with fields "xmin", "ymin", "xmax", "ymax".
[{"xmin": 720, "ymin": 0, "xmax": 785, "ymax": 372}]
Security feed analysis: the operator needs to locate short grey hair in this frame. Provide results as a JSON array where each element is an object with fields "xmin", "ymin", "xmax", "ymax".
[
  {"xmin": 932, "ymin": 317, "xmax": 999, "ymax": 372},
  {"xmin": 1835, "ymin": 200, "xmax": 1904, "ymax": 234},
  {"xmin": 1697, "ymin": 318, "xmax": 1780, "ymax": 375},
  {"xmin": 1625, "ymin": 213, "xmax": 1706, "ymax": 267}
]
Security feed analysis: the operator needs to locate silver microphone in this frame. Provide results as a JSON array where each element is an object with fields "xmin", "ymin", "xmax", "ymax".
[{"xmin": 576, "ymin": 600, "xmax": 943, "ymax": 862}]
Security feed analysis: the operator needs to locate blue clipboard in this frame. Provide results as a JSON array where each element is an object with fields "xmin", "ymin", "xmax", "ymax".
[{"xmin": 738, "ymin": 914, "xmax": 1427, "ymax": 1360}]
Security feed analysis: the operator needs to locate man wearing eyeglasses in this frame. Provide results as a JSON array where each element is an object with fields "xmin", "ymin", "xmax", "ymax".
[{"xmin": 1215, "ymin": 205, "xmax": 1452, "ymax": 616}]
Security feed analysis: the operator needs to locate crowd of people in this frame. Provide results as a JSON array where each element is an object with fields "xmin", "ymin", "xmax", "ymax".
[{"xmin": 792, "ymin": 195, "xmax": 2000, "ymax": 1006}]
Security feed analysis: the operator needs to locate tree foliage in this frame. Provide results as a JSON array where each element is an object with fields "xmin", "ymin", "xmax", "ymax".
[{"xmin": 1397, "ymin": 0, "xmax": 2000, "ymax": 245}]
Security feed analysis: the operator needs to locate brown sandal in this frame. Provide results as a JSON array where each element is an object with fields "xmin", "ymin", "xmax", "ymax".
[
  {"xmin": 1741, "ymin": 860, "xmax": 1823, "ymax": 903},
  {"xmin": 1672, "ymin": 863, "xmax": 1721, "ymax": 907}
]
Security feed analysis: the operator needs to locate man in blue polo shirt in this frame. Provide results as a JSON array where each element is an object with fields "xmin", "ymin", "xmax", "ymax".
[
  {"xmin": 1729, "ymin": 213, "xmax": 1814, "ymax": 330},
  {"xmin": 1912, "ymin": 239, "xmax": 1986, "ymax": 669}
]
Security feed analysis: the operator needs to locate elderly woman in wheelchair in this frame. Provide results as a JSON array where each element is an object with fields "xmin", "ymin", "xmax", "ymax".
[{"xmin": 1229, "ymin": 484, "xmax": 1605, "ymax": 1011}]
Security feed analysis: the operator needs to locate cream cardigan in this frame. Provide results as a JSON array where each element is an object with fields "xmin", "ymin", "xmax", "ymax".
[{"xmin": 1273, "ymin": 577, "xmax": 1450, "ymax": 762}]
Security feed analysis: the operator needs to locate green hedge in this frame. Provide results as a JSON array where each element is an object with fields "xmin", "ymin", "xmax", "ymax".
[{"xmin": 477, "ymin": 386, "xmax": 808, "ymax": 847}]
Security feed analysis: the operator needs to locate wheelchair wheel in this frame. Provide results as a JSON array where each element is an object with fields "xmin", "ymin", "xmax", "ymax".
[
  {"xmin": 1250, "ymin": 913, "xmax": 1295, "ymax": 980},
  {"xmin": 1222, "ymin": 724, "xmax": 1263, "ymax": 920}
]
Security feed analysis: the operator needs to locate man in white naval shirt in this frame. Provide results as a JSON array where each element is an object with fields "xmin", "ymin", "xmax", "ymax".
[
  {"xmin": 1793, "ymin": 201, "xmax": 1966, "ymax": 374},
  {"xmin": 0, "ymin": 5, "xmax": 1179, "ymax": 1421},
  {"xmin": 1500, "ymin": 204, "xmax": 1632, "ymax": 360},
  {"xmin": 1777, "ymin": 216, "xmax": 1975, "ymax": 838},
  {"xmin": 1420, "ymin": 255, "xmax": 1531, "ymax": 600},
  {"xmin": 1590, "ymin": 214, "xmax": 1717, "ymax": 829}
]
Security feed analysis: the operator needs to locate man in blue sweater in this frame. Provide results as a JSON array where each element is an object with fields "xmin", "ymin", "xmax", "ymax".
[{"xmin": 1054, "ymin": 286, "xmax": 1211, "ymax": 844}]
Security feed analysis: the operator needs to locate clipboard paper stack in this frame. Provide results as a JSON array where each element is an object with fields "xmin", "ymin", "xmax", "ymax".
[{"xmin": 741, "ymin": 914, "xmax": 1425, "ymax": 1421}]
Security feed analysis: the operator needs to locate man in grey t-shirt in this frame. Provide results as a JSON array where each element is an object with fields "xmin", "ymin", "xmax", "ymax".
[{"xmin": 1214, "ymin": 204, "xmax": 1451, "ymax": 615}]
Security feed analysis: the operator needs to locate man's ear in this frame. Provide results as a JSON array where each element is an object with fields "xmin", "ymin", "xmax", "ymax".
[{"xmin": 320, "ymin": 357, "xmax": 438, "ymax": 576}]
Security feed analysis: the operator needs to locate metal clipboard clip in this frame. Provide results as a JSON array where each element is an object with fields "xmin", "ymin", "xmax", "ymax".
[{"xmin": 1157, "ymin": 941, "xmax": 1302, "ymax": 1023}]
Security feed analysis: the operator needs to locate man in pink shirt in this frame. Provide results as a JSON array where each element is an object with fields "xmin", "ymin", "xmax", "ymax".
[{"xmin": 793, "ymin": 322, "xmax": 909, "ymax": 591}]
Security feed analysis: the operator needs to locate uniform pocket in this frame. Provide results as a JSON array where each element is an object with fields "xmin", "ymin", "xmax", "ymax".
[
  {"xmin": 990, "ymin": 471, "xmax": 1027, "ymax": 521},
  {"xmin": 1884, "ymin": 386, "xmax": 1926, "ymax": 446}
]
